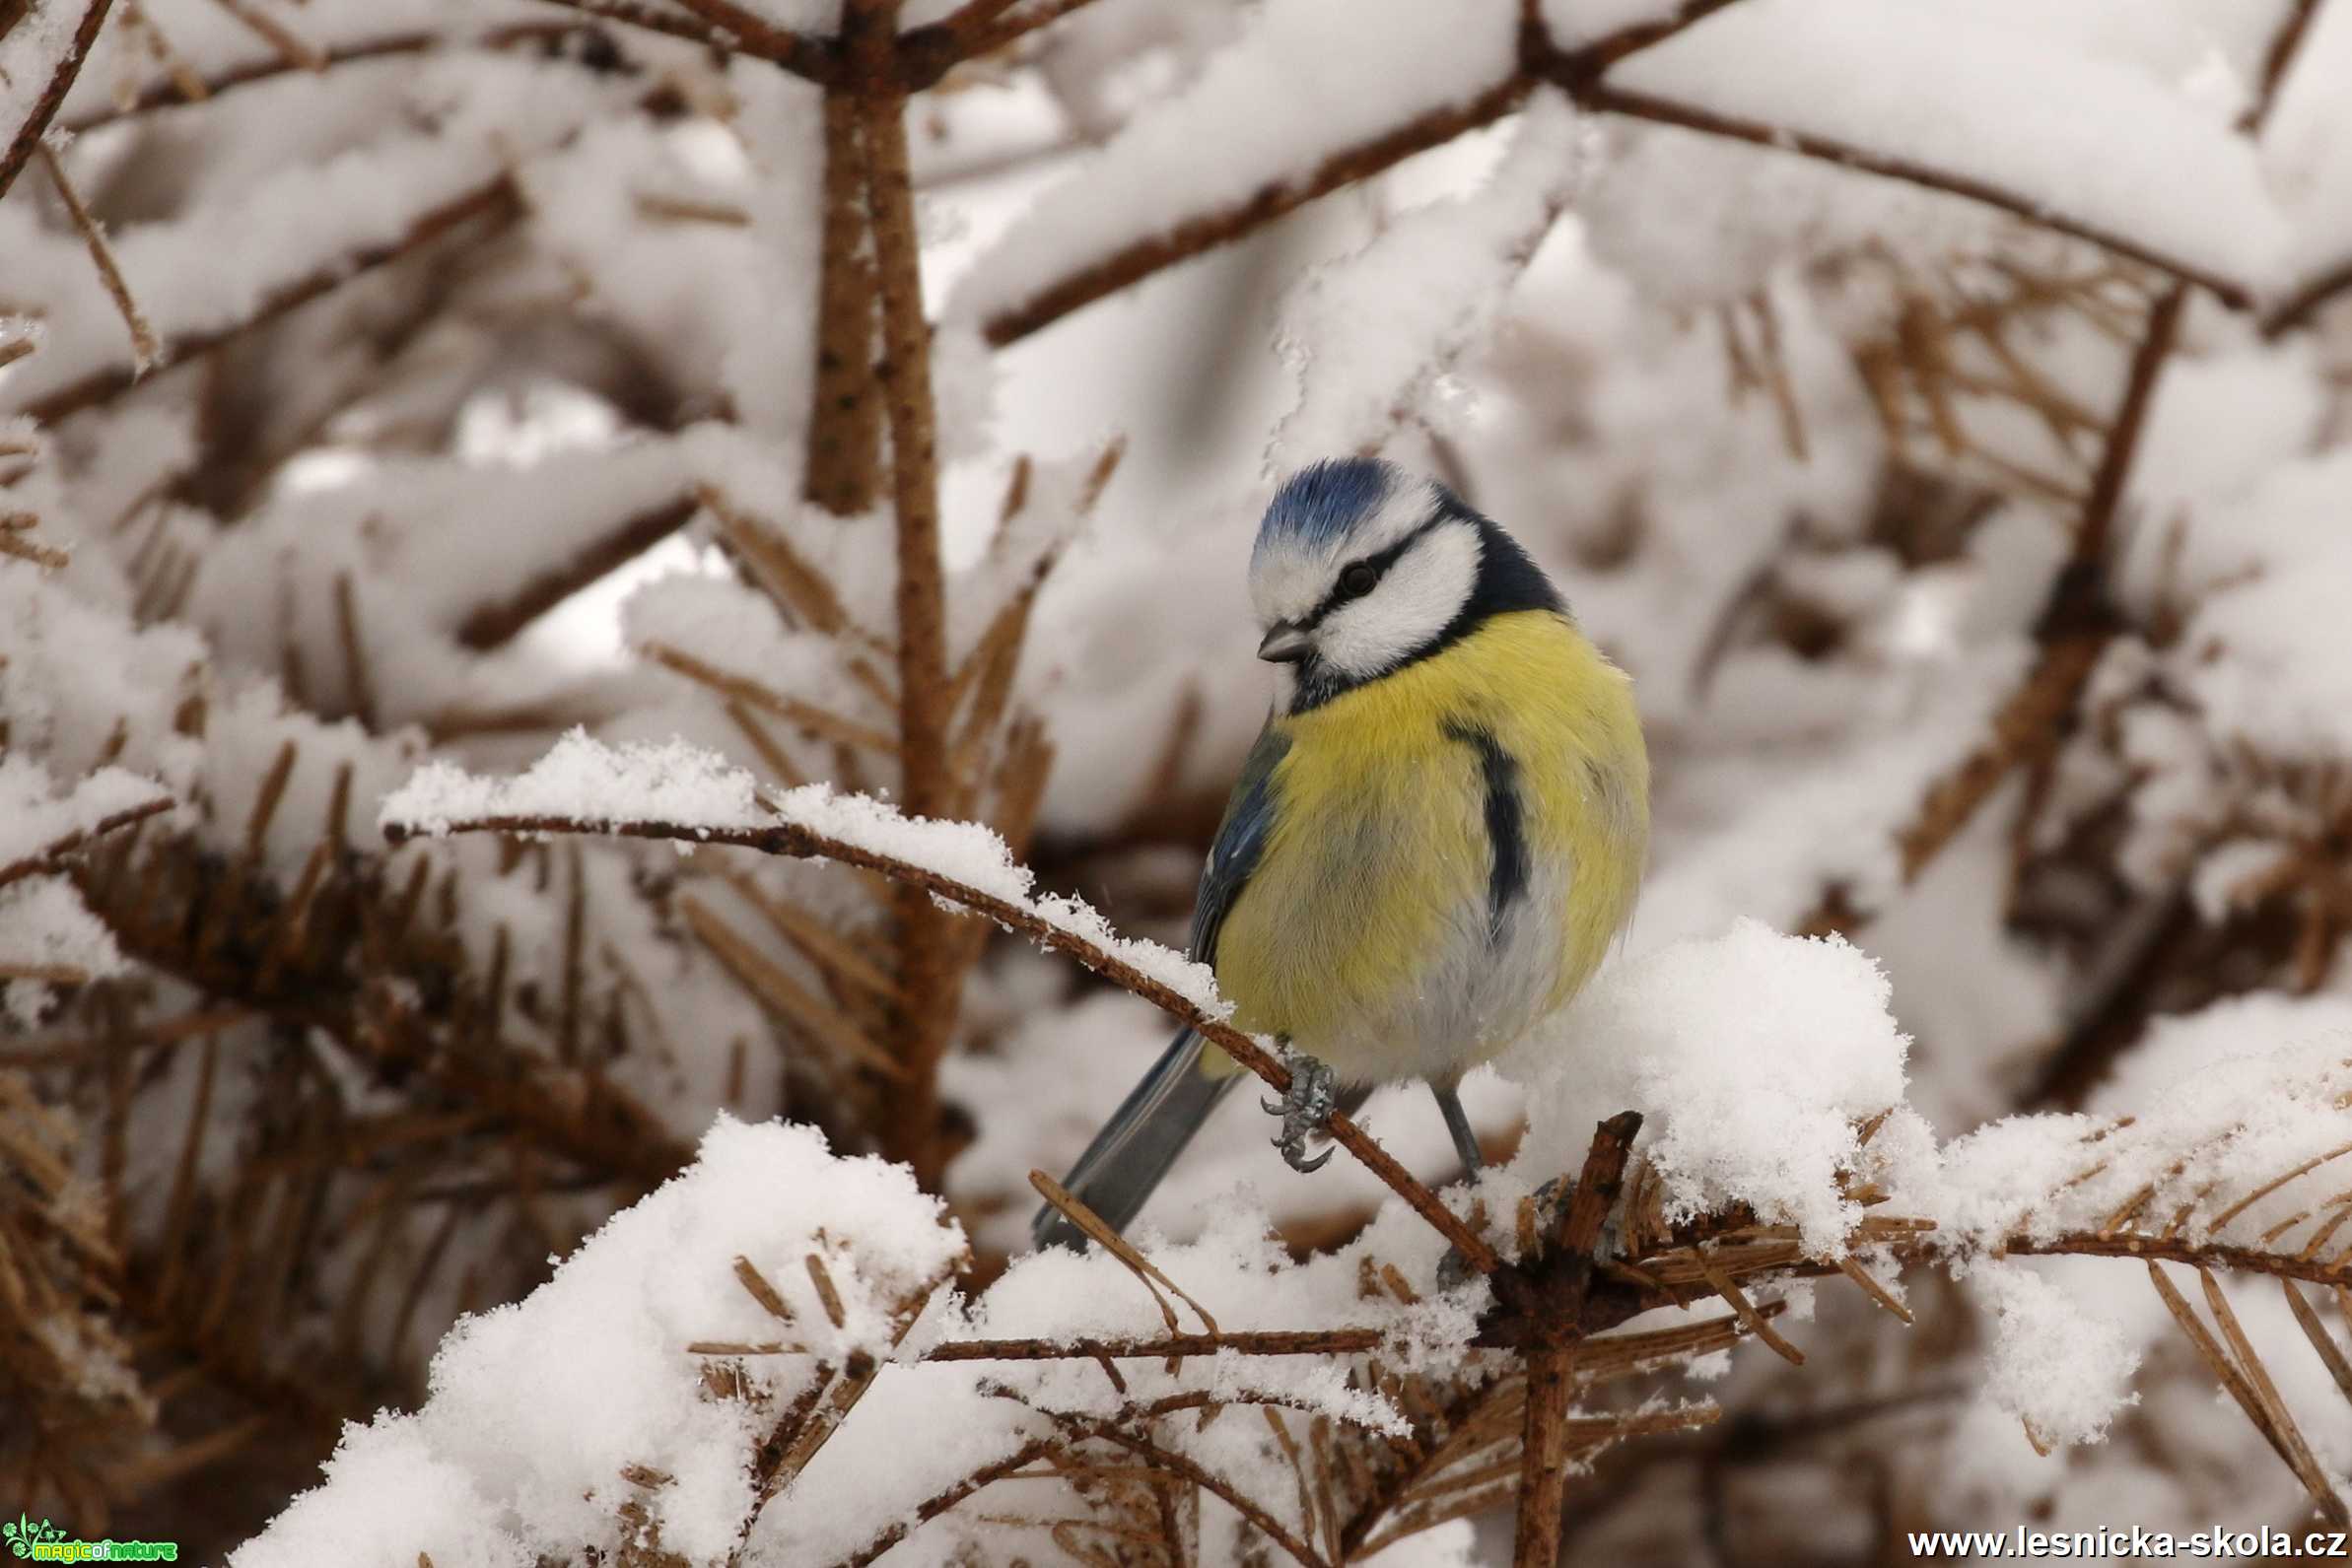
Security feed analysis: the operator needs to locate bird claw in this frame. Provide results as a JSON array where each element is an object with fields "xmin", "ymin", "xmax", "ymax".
[{"xmin": 1267, "ymin": 1054, "xmax": 1340, "ymax": 1174}]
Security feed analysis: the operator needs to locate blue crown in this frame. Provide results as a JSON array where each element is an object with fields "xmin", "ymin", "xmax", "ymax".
[{"xmin": 1255, "ymin": 457, "xmax": 1400, "ymax": 555}]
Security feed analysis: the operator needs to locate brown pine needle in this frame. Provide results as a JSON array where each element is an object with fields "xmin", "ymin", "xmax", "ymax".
[
  {"xmin": 0, "ymin": 527, "xmax": 71, "ymax": 568},
  {"xmin": 1691, "ymin": 1245, "xmax": 1804, "ymax": 1365},
  {"xmin": 1837, "ymin": 1254, "xmax": 1915, "ymax": 1325},
  {"xmin": 732, "ymin": 1256, "xmax": 794, "ymax": 1323},
  {"xmin": 120, "ymin": 0, "xmax": 213, "ymax": 103},
  {"xmin": 641, "ymin": 641, "xmax": 900, "ymax": 756},
  {"xmin": 2199, "ymin": 1267, "xmax": 2349, "ymax": 1526},
  {"xmin": 204, "ymin": 0, "xmax": 327, "ymax": 71},
  {"xmin": 2281, "ymin": 1280, "xmax": 2352, "ymax": 1403},
  {"xmin": 2210, "ymin": 1137, "xmax": 2352, "ymax": 1232},
  {"xmin": 679, "ymin": 896, "xmax": 903, "ymax": 1078},
  {"xmin": 38, "ymin": 143, "xmax": 159, "ymax": 375},
  {"xmin": 1029, "ymin": 1171, "xmax": 1218, "ymax": 1338},
  {"xmin": 805, "ymin": 1253, "xmax": 848, "ymax": 1330},
  {"xmin": 2149, "ymin": 1264, "xmax": 2301, "ymax": 1480}
]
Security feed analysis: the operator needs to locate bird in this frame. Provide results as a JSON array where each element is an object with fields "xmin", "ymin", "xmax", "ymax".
[{"xmin": 1033, "ymin": 456, "xmax": 1648, "ymax": 1253}]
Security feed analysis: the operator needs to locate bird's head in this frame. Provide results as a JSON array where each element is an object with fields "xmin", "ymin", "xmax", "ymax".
[{"xmin": 1248, "ymin": 457, "xmax": 1560, "ymax": 714}]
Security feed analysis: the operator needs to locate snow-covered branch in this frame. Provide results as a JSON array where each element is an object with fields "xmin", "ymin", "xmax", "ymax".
[
  {"xmin": 382, "ymin": 731, "xmax": 1506, "ymax": 1271},
  {"xmin": 10, "ymin": 0, "xmax": 2352, "ymax": 1555}
]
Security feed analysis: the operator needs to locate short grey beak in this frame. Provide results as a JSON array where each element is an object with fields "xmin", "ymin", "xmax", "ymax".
[{"xmin": 1256, "ymin": 623, "xmax": 1312, "ymax": 663}]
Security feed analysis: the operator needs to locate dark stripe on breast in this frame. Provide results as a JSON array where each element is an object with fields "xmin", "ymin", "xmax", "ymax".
[{"xmin": 1445, "ymin": 720, "xmax": 1529, "ymax": 941}]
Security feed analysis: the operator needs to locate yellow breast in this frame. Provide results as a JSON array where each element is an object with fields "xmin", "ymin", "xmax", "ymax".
[{"xmin": 1209, "ymin": 610, "xmax": 1649, "ymax": 1078}]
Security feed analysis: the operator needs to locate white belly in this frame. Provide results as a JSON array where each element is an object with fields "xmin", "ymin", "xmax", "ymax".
[{"xmin": 1300, "ymin": 854, "xmax": 1571, "ymax": 1087}]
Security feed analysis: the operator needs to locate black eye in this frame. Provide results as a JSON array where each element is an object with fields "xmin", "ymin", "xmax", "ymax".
[{"xmin": 1338, "ymin": 563, "xmax": 1378, "ymax": 598}]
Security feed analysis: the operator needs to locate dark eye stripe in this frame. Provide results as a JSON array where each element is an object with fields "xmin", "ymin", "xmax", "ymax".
[{"xmin": 1299, "ymin": 512, "xmax": 1446, "ymax": 629}]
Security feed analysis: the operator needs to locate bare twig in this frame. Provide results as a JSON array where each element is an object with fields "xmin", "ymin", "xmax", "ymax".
[
  {"xmin": 1510, "ymin": 1344, "xmax": 1574, "ymax": 1568},
  {"xmin": 0, "ymin": 0, "xmax": 116, "ymax": 205},
  {"xmin": 2001, "ymin": 1231, "xmax": 2352, "ymax": 1288},
  {"xmin": 2281, "ymin": 1279, "xmax": 2352, "ymax": 1404},
  {"xmin": 21, "ymin": 174, "xmax": 520, "ymax": 423},
  {"xmin": 115, "ymin": 0, "xmax": 211, "ymax": 105},
  {"xmin": 453, "ymin": 496, "xmax": 696, "ymax": 648},
  {"xmin": 923, "ymin": 1329, "xmax": 1384, "ymax": 1362},
  {"xmin": 977, "ymin": 1, "xmax": 1768, "ymax": 346},
  {"xmin": 1031, "ymin": 1171, "xmax": 1219, "ymax": 1334},
  {"xmin": 2147, "ymin": 1263, "xmax": 2350, "ymax": 1526},
  {"xmin": 1690, "ymin": 1245, "xmax": 1804, "ymax": 1366},
  {"xmin": 62, "ymin": 22, "xmax": 616, "ymax": 135},
  {"xmin": 804, "ymin": 93, "xmax": 884, "ymax": 515},
  {"xmin": 525, "ymin": 0, "xmax": 727, "ymax": 50},
  {"xmin": 1843, "ymin": 0, "xmax": 2332, "ymax": 916},
  {"xmin": 0, "ymin": 797, "xmax": 173, "ymax": 892},
  {"xmin": 384, "ymin": 807, "xmax": 1503, "ymax": 1271},
  {"xmin": 2245, "ymin": 0, "xmax": 2324, "ymax": 134},
  {"xmin": 1519, "ymin": 0, "xmax": 1744, "ymax": 80},
  {"xmin": 665, "ymin": 0, "xmax": 833, "ymax": 79},
  {"xmin": 981, "ymin": 77, "xmax": 1530, "ymax": 346},
  {"xmin": 678, "ymin": 896, "xmax": 904, "ymax": 1079},
  {"xmin": 1565, "ymin": 83, "xmax": 2252, "ymax": 307},
  {"xmin": 35, "ymin": 145, "xmax": 159, "ymax": 374},
  {"xmin": 833, "ymin": 1438, "xmax": 1056, "ymax": 1568},
  {"xmin": 852, "ymin": 0, "xmax": 994, "ymax": 1187},
  {"xmin": 2267, "ymin": 257, "xmax": 2352, "ymax": 339},
  {"xmin": 202, "ymin": 0, "xmax": 325, "ymax": 71},
  {"xmin": 1063, "ymin": 1416, "xmax": 1330, "ymax": 1568},
  {"xmin": 899, "ymin": 0, "xmax": 1102, "ymax": 88}
]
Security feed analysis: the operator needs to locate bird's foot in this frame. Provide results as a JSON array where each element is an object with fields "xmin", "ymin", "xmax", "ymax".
[{"xmin": 1262, "ymin": 1053, "xmax": 1339, "ymax": 1174}]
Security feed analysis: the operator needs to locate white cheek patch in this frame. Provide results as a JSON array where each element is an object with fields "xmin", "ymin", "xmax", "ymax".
[
  {"xmin": 1252, "ymin": 549, "xmax": 1335, "ymax": 629},
  {"xmin": 1249, "ymin": 479, "xmax": 1443, "ymax": 629},
  {"xmin": 1316, "ymin": 522, "xmax": 1482, "ymax": 680}
]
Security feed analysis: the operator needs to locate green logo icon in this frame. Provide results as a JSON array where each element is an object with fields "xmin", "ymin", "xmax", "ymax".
[
  {"xmin": 4, "ymin": 1518, "xmax": 65, "ymax": 1560},
  {"xmin": 1, "ymin": 1517, "xmax": 177, "ymax": 1562}
]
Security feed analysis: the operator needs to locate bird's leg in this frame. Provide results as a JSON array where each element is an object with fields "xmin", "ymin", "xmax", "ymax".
[
  {"xmin": 1262, "ymin": 1051, "xmax": 1340, "ymax": 1173},
  {"xmin": 1430, "ymin": 1083, "xmax": 1489, "ymax": 1292},
  {"xmin": 1431, "ymin": 1083, "xmax": 1484, "ymax": 1178}
]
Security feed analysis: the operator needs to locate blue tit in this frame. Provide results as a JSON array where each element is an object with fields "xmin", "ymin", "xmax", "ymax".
[{"xmin": 1033, "ymin": 457, "xmax": 1648, "ymax": 1252}]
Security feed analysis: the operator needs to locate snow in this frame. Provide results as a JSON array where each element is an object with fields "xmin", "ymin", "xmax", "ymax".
[
  {"xmin": 1919, "ymin": 994, "xmax": 2352, "ymax": 1258},
  {"xmin": 0, "ymin": 1, "xmax": 84, "ymax": 155},
  {"xmin": 1607, "ymin": 0, "xmax": 2292, "ymax": 298},
  {"xmin": 1270, "ymin": 92, "xmax": 1587, "ymax": 468},
  {"xmin": 13, "ymin": 0, "xmax": 2352, "ymax": 1557},
  {"xmin": 0, "ymin": 756, "xmax": 172, "ymax": 873},
  {"xmin": 4, "ymin": 53, "xmax": 616, "ymax": 415},
  {"xmin": 2263, "ymin": 0, "xmax": 2352, "ymax": 296},
  {"xmin": 233, "ymin": 1113, "xmax": 1490, "ymax": 1567},
  {"xmin": 1976, "ymin": 1263, "xmax": 2141, "ymax": 1449},
  {"xmin": 762, "ymin": 1196, "xmax": 1483, "ymax": 1562},
  {"xmin": 950, "ymin": 0, "xmax": 1519, "ymax": 334},
  {"xmin": 0, "ymin": 754, "xmax": 168, "ymax": 1021},
  {"xmin": 228, "ymin": 1422, "xmax": 531, "ymax": 1568},
  {"xmin": 233, "ymin": 1117, "xmax": 964, "ymax": 1568},
  {"xmin": 2145, "ymin": 446, "xmax": 2352, "ymax": 761},
  {"xmin": 1504, "ymin": 919, "xmax": 1915, "ymax": 1257},
  {"xmin": 0, "ymin": 875, "xmax": 126, "ymax": 1026},
  {"xmin": 383, "ymin": 729, "xmax": 1234, "ymax": 1016},
  {"xmin": 1540, "ymin": 0, "xmax": 1686, "ymax": 52},
  {"xmin": 381, "ymin": 728, "xmax": 770, "ymax": 837}
]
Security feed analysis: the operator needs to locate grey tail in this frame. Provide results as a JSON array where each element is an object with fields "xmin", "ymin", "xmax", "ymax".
[{"xmin": 1032, "ymin": 1028, "xmax": 1238, "ymax": 1252}]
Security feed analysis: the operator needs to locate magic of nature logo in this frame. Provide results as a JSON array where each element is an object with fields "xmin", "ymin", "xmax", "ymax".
[{"xmin": 4, "ymin": 1515, "xmax": 177, "ymax": 1562}]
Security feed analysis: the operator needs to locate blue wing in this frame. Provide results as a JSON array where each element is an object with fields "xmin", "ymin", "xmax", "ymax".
[
  {"xmin": 1032, "ymin": 719, "xmax": 1290, "ymax": 1252},
  {"xmin": 1188, "ymin": 719, "xmax": 1288, "ymax": 965}
]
